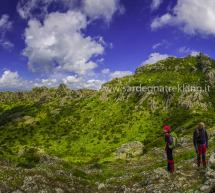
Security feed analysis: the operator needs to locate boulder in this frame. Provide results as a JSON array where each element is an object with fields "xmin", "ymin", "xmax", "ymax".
[
  {"xmin": 206, "ymin": 168, "xmax": 215, "ymax": 179},
  {"xmin": 209, "ymin": 153, "xmax": 215, "ymax": 170},
  {"xmin": 116, "ymin": 141, "xmax": 144, "ymax": 159}
]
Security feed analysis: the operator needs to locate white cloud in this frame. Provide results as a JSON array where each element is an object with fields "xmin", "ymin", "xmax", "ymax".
[
  {"xmin": 190, "ymin": 51, "xmax": 200, "ymax": 56},
  {"xmin": 0, "ymin": 14, "xmax": 14, "ymax": 49},
  {"xmin": 179, "ymin": 46, "xmax": 200, "ymax": 56},
  {"xmin": 63, "ymin": 75, "xmax": 81, "ymax": 84},
  {"xmin": 17, "ymin": 0, "xmax": 122, "ymax": 22},
  {"xmin": 83, "ymin": 0, "xmax": 123, "ymax": 22},
  {"xmin": 60, "ymin": 68, "xmax": 132, "ymax": 89},
  {"xmin": 0, "ymin": 70, "xmax": 29, "ymax": 90},
  {"xmin": 151, "ymin": 0, "xmax": 163, "ymax": 11},
  {"xmin": 0, "ymin": 40, "xmax": 14, "ymax": 49},
  {"xmin": 41, "ymin": 78, "xmax": 57, "ymax": 86},
  {"xmin": 0, "ymin": 68, "xmax": 133, "ymax": 91},
  {"xmin": 17, "ymin": 0, "xmax": 76, "ymax": 20},
  {"xmin": 152, "ymin": 40, "xmax": 169, "ymax": 50},
  {"xmin": 21, "ymin": 0, "xmax": 123, "ymax": 75},
  {"xmin": 24, "ymin": 11, "xmax": 104, "ymax": 74},
  {"xmin": 0, "ymin": 14, "xmax": 12, "ymax": 29},
  {"xmin": 109, "ymin": 70, "xmax": 132, "ymax": 79},
  {"xmin": 151, "ymin": 0, "xmax": 215, "ymax": 35},
  {"xmin": 84, "ymin": 79, "xmax": 105, "ymax": 89},
  {"xmin": 142, "ymin": 52, "xmax": 170, "ymax": 65},
  {"xmin": 0, "ymin": 70, "xmax": 19, "ymax": 83},
  {"xmin": 151, "ymin": 13, "xmax": 172, "ymax": 29},
  {"xmin": 152, "ymin": 42, "xmax": 162, "ymax": 50},
  {"xmin": 12, "ymin": 0, "xmax": 127, "ymax": 91},
  {"xmin": 101, "ymin": 68, "xmax": 111, "ymax": 74}
]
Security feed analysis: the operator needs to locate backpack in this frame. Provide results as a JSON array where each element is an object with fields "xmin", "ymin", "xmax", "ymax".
[{"xmin": 169, "ymin": 131, "xmax": 178, "ymax": 149}]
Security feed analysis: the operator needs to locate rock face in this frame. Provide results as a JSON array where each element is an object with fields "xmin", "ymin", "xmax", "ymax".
[{"xmin": 116, "ymin": 141, "xmax": 144, "ymax": 159}]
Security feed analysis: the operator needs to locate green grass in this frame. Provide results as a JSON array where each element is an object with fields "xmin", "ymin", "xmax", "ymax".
[{"xmin": 0, "ymin": 54, "xmax": 215, "ymax": 167}]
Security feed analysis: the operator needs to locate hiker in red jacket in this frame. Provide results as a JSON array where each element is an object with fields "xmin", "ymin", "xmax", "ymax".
[
  {"xmin": 163, "ymin": 125, "xmax": 174, "ymax": 173},
  {"xmin": 193, "ymin": 122, "xmax": 208, "ymax": 168}
]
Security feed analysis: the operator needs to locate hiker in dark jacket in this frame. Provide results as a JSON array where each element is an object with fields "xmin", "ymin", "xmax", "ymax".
[
  {"xmin": 193, "ymin": 122, "xmax": 208, "ymax": 168},
  {"xmin": 163, "ymin": 125, "xmax": 174, "ymax": 173}
]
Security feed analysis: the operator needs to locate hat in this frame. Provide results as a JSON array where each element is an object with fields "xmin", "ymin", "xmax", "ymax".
[{"xmin": 163, "ymin": 125, "xmax": 171, "ymax": 132}]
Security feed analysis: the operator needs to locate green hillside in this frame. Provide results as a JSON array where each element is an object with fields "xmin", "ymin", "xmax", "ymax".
[{"xmin": 1, "ymin": 53, "xmax": 215, "ymax": 192}]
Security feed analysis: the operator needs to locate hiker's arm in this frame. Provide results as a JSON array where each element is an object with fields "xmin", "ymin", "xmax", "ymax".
[{"xmin": 193, "ymin": 131, "xmax": 198, "ymax": 152}]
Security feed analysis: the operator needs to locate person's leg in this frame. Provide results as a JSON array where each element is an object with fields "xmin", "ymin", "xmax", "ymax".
[
  {"xmin": 197, "ymin": 153, "xmax": 201, "ymax": 167},
  {"xmin": 202, "ymin": 144, "xmax": 207, "ymax": 167},
  {"xmin": 166, "ymin": 149, "xmax": 170, "ymax": 172},
  {"xmin": 168, "ymin": 160, "xmax": 174, "ymax": 173},
  {"xmin": 167, "ymin": 148, "xmax": 174, "ymax": 173},
  {"xmin": 167, "ymin": 160, "xmax": 170, "ymax": 171},
  {"xmin": 197, "ymin": 145, "xmax": 202, "ymax": 167}
]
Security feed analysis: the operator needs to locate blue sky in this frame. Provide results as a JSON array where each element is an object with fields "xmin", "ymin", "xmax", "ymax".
[{"xmin": 0, "ymin": 0, "xmax": 215, "ymax": 90}]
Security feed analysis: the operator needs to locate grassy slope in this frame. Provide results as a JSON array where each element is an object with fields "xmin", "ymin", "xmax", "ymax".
[
  {"xmin": 1, "ymin": 55, "xmax": 215, "ymax": 163},
  {"xmin": 0, "ymin": 54, "xmax": 215, "ymax": 191}
]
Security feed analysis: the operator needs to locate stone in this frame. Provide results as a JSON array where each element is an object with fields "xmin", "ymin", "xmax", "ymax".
[
  {"xmin": 38, "ymin": 190, "xmax": 48, "ymax": 193},
  {"xmin": 206, "ymin": 168, "xmax": 215, "ymax": 179},
  {"xmin": 11, "ymin": 191, "xmax": 23, "ymax": 193},
  {"xmin": 209, "ymin": 153, "xmax": 215, "ymax": 169},
  {"xmin": 200, "ymin": 185, "xmax": 210, "ymax": 192},
  {"xmin": 98, "ymin": 183, "xmax": 105, "ymax": 190},
  {"xmin": 55, "ymin": 188, "xmax": 64, "ymax": 193},
  {"xmin": 115, "ymin": 141, "xmax": 144, "ymax": 159},
  {"xmin": 21, "ymin": 176, "xmax": 38, "ymax": 191}
]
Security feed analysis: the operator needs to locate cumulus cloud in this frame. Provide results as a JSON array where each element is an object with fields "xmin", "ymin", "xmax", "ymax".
[
  {"xmin": 0, "ymin": 70, "xmax": 29, "ymax": 90},
  {"xmin": 101, "ymin": 68, "xmax": 111, "ymax": 74},
  {"xmin": 17, "ymin": 0, "xmax": 122, "ymax": 22},
  {"xmin": 83, "ymin": 0, "xmax": 123, "ymax": 22},
  {"xmin": 63, "ymin": 75, "xmax": 80, "ymax": 84},
  {"xmin": 0, "ymin": 68, "xmax": 133, "ymax": 91},
  {"xmin": 17, "ymin": 0, "xmax": 76, "ymax": 20},
  {"xmin": 0, "ymin": 14, "xmax": 14, "ymax": 49},
  {"xmin": 24, "ymin": 11, "xmax": 104, "ymax": 74},
  {"xmin": 142, "ymin": 52, "xmax": 170, "ymax": 65},
  {"xmin": 151, "ymin": 0, "xmax": 163, "ymax": 11},
  {"xmin": 14, "ymin": 0, "xmax": 126, "ymax": 91},
  {"xmin": 151, "ymin": 13, "xmax": 172, "ymax": 30},
  {"xmin": 151, "ymin": 0, "xmax": 215, "ymax": 35},
  {"xmin": 60, "ymin": 69, "xmax": 132, "ymax": 89},
  {"xmin": 179, "ymin": 46, "xmax": 200, "ymax": 56},
  {"xmin": 109, "ymin": 70, "xmax": 132, "ymax": 79},
  {"xmin": 0, "ymin": 69, "xmax": 132, "ymax": 91}
]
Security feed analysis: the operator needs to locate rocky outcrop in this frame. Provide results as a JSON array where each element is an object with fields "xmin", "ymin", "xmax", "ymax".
[{"xmin": 115, "ymin": 141, "xmax": 144, "ymax": 159}]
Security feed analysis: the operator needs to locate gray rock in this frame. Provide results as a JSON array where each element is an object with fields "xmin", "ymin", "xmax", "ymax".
[
  {"xmin": 200, "ymin": 185, "xmax": 210, "ymax": 192},
  {"xmin": 21, "ymin": 176, "xmax": 39, "ymax": 193},
  {"xmin": 206, "ymin": 168, "xmax": 215, "ymax": 179},
  {"xmin": 38, "ymin": 190, "xmax": 49, "ymax": 193},
  {"xmin": 209, "ymin": 153, "xmax": 215, "ymax": 169},
  {"xmin": 11, "ymin": 190, "xmax": 23, "ymax": 193},
  {"xmin": 98, "ymin": 183, "xmax": 105, "ymax": 190},
  {"xmin": 115, "ymin": 141, "xmax": 144, "ymax": 159},
  {"xmin": 55, "ymin": 188, "xmax": 64, "ymax": 193}
]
